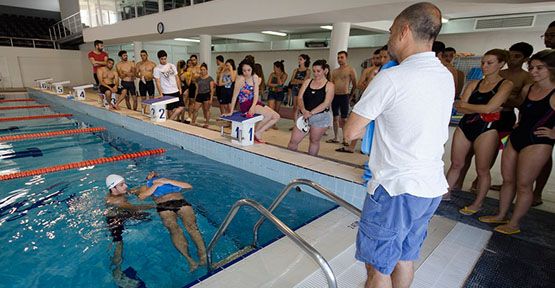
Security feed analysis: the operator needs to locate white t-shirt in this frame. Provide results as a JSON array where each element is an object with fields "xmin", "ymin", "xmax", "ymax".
[
  {"xmin": 352, "ymin": 52, "xmax": 454, "ymax": 198},
  {"xmin": 153, "ymin": 63, "xmax": 179, "ymax": 94}
]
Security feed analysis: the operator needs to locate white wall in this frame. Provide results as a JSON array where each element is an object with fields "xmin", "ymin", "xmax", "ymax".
[
  {"xmin": 438, "ymin": 29, "xmax": 547, "ymax": 56},
  {"xmin": 0, "ymin": 47, "xmax": 91, "ymax": 88},
  {"xmin": 58, "ymin": 0, "xmax": 79, "ymax": 19}
]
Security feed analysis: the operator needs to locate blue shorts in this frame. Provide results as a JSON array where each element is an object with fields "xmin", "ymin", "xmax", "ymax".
[{"xmin": 355, "ymin": 185, "xmax": 441, "ymax": 275}]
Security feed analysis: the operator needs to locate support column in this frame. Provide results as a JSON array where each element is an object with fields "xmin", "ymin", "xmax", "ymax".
[
  {"xmin": 199, "ymin": 34, "xmax": 212, "ymax": 75},
  {"xmin": 158, "ymin": 0, "xmax": 164, "ymax": 12},
  {"xmin": 328, "ymin": 22, "xmax": 351, "ymax": 69},
  {"xmin": 133, "ymin": 41, "xmax": 143, "ymax": 62}
]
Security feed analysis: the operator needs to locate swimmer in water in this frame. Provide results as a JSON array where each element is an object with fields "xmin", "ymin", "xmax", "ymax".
[
  {"xmin": 105, "ymin": 174, "xmax": 155, "ymax": 288},
  {"xmin": 136, "ymin": 171, "xmax": 206, "ymax": 271}
]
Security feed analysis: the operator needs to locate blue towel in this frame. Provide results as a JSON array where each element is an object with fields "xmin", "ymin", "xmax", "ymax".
[{"xmin": 361, "ymin": 60, "xmax": 399, "ymax": 185}]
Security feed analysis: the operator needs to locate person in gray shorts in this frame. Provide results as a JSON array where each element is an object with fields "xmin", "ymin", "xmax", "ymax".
[{"xmin": 288, "ymin": 59, "xmax": 335, "ymax": 156}]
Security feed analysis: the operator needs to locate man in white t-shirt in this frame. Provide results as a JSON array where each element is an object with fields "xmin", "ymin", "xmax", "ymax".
[
  {"xmin": 153, "ymin": 50, "xmax": 184, "ymax": 120},
  {"xmin": 344, "ymin": 3, "xmax": 454, "ymax": 288}
]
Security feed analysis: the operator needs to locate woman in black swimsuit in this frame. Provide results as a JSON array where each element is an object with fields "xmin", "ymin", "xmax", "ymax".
[
  {"xmin": 444, "ymin": 49, "xmax": 513, "ymax": 215},
  {"xmin": 479, "ymin": 50, "xmax": 555, "ymax": 234}
]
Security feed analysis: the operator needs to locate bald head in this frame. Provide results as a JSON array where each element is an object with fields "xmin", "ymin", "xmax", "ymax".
[{"xmin": 397, "ymin": 2, "xmax": 442, "ymax": 43}]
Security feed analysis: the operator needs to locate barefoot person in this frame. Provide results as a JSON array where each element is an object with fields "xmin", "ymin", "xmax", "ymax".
[
  {"xmin": 344, "ymin": 3, "xmax": 453, "ymax": 287},
  {"xmin": 97, "ymin": 58, "xmax": 128, "ymax": 110},
  {"xmin": 191, "ymin": 63, "xmax": 215, "ymax": 128},
  {"xmin": 217, "ymin": 59, "xmax": 236, "ymax": 116},
  {"xmin": 116, "ymin": 50, "xmax": 137, "ymax": 110},
  {"xmin": 444, "ymin": 49, "xmax": 513, "ymax": 211},
  {"xmin": 329, "ymin": 51, "xmax": 357, "ymax": 152},
  {"xmin": 153, "ymin": 50, "xmax": 185, "ymax": 121},
  {"xmin": 88, "ymin": 39, "xmax": 108, "ymax": 89},
  {"xmin": 136, "ymin": 50, "xmax": 157, "ymax": 99},
  {"xmin": 137, "ymin": 171, "xmax": 207, "ymax": 270},
  {"xmin": 267, "ymin": 60, "xmax": 288, "ymax": 130},
  {"xmin": 224, "ymin": 59, "xmax": 280, "ymax": 143},
  {"xmin": 287, "ymin": 59, "xmax": 334, "ymax": 156},
  {"xmin": 105, "ymin": 174, "xmax": 154, "ymax": 287},
  {"xmin": 479, "ymin": 50, "xmax": 555, "ymax": 235}
]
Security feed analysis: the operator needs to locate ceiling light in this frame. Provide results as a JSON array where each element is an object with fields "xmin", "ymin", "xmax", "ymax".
[
  {"xmin": 174, "ymin": 38, "xmax": 200, "ymax": 42},
  {"xmin": 441, "ymin": 17, "xmax": 449, "ymax": 23},
  {"xmin": 261, "ymin": 31, "xmax": 287, "ymax": 36},
  {"xmin": 320, "ymin": 25, "xmax": 333, "ymax": 30}
]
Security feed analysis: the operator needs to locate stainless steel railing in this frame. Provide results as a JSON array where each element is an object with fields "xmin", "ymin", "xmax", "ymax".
[
  {"xmin": 206, "ymin": 198, "xmax": 337, "ymax": 288},
  {"xmin": 253, "ymin": 178, "xmax": 361, "ymax": 247},
  {"xmin": 49, "ymin": 12, "xmax": 82, "ymax": 42}
]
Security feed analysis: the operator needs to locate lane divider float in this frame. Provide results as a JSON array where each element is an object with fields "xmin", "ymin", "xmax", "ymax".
[
  {"xmin": 0, "ymin": 99, "xmax": 36, "ymax": 103},
  {"xmin": 0, "ymin": 114, "xmax": 73, "ymax": 122},
  {"xmin": 0, "ymin": 105, "xmax": 49, "ymax": 110},
  {"xmin": 0, "ymin": 148, "xmax": 166, "ymax": 181},
  {"xmin": 0, "ymin": 127, "xmax": 106, "ymax": 142}
]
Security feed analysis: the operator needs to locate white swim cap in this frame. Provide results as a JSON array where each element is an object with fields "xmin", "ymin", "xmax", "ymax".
[
  {"xmin": 106, "ymin": 174, "xmax": 124, "ymax": 189},
  {"xmin": 296, "ymin": 116, "xmax": 310, "ymax": 133}
]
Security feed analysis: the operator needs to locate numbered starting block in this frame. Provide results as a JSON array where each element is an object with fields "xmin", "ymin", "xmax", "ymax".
[
  {"xmin": 72, "ymin": 84, "xmax": 93, "ymax": 101},
  {"xmin": 220, "ymin": 112, "xmax": 264, "ymax": 146},
  {"xmin": 142, "ymin": 96, "xmax": 179, "ymax": 122},
  {"xmin": 52, "ymin": 81, "xmax": 70, "ymax": 94},
  {"xmin": 35, "ymin": 78, "xmax": 53, "ymax": 90}
]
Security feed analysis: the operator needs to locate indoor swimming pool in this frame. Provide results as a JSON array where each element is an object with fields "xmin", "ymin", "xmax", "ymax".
[{"xmin": 0, "ymin": 94, "xmax": 337, "ymax": 287}]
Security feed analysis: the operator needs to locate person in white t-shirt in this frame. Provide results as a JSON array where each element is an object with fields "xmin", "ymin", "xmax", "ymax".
[
  {"xmin": 343, "ymin": 3, "xmax": 454, "ymax": 288},
  {"xmin": 153, "ymin": 50, "xmax": 184, "ymax": 121}
]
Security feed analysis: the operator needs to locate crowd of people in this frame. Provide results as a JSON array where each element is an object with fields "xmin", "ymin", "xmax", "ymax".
[{"xmin": 89, "ymin": 2, "xmax": 555, "ymax": 287}]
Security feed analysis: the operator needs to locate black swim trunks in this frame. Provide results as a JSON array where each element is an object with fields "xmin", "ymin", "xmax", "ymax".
[
  {"xmin": 106, "ymin": 211, "xmax": 150, "ymax": 242},
  {"xmin": 139, "ymin": 80, "xmax": 155, "ymax": 97},
  {"xmin": 156, "ymin": 199, "xmax": 191, "ymax": 213},
  {"xmin": 121, "ymin": 80, "xmax": 136, "ymax": 96},
  {"xmin": 332, "ymin": 94, "xmax": 350, "ymax": 118},
  {"xmin": 99, "ymin": 84, "xmax": 125, "ymax": 95}
]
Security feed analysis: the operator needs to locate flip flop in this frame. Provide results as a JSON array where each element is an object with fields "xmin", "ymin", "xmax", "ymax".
[
  {"xmin": 326, "ymin": 139, "xmax": 340, "ymax": 143},
  {"xmin": 459, "ymin": 206, "xmax": 481, "ymax": 216},
  {"xmin": 478, "ymin": 216, "xmax": 509, "ymax": 224},
  {"xmin": 494, "ymin": 224, "xmax": 521, "ymax": 235},
  {"xmin": 336, "ymin": 147, "xmax": 354, "ymax": 153}
]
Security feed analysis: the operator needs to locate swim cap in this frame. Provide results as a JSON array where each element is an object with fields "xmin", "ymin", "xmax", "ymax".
[
  {"xmin": 296, "ymin": 116, "xmax": 309, "ymax": 133},
  {"xmin": 106, "ymin": 174, "xmax": 124, "ymax": 189}
]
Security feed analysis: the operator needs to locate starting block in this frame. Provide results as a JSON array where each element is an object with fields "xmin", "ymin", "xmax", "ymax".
[
  {"xmin": 220, "ymin": 112, "xmax": 264, "ymax": 146},
  {"xmin": 52, "ymin": 81, "xmax": 70, "ymax": 94},
  {"xmin": 72, "ymin": 84, "xmax": 94, "ymax": 100},
  {"xmin": 35, "ymin": 78, "xmax": 53, "ymax": 90},
  {"xmin": 142, "ymin": 96, "xmax": 179, "ymax": 122}
]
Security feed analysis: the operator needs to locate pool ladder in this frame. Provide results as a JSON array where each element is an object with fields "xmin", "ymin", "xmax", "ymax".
[{"xmin": 206, "ymin": 179, "xmax": 362, "ymax": 288}]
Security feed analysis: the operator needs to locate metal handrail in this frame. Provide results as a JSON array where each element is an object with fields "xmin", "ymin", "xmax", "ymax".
[
  {"xmin": 206, "ymin": 198, "xmax": 337, "ymax": 288},
  {"xmin": 49, "ymin": 12, "xmax": 82, "ymax": 42},
  {"xmin": 0, "ymin": 36, "xmax": 57, "ymax": 49},
  {"xmin": 253, "ymin": 179, "xmax": 361, "ymax": 247}
]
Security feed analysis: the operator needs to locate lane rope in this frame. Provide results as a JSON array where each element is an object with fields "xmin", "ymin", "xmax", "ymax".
[
  {"xmin": 0, "ymin": 114, "xmax": 73, "ymax": 122},
  {"xmin": 0, "ymin": 98, "xmax": 36, "ymax": 103},
  {"xmin": 0, "ymin": 105, "xmax": 49, "ymax": 110},
  {"xmin": 0, "ymin": 148, "xmax": 166, "ymax": 181},
  {"xmin": 0, "ymin": 127, "xmax": 106, "ymax": 142}
]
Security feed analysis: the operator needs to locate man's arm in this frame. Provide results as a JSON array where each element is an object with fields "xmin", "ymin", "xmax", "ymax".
[
  {"xmin": 106, "ymin": 196, "xmax": 154, "ymax": 211},
  {"xmin": 350, "ymin": 68, "xmax": 357, "ymax": 97},
  {"xmin": 344, "ymin": 112, "xmax": 371, "ymax": 142}
]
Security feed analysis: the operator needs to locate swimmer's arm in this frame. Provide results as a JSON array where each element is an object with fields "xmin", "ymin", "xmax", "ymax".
[
  {"xmin": 290, "ymin": 69, "xmax": 299, "ymax": 85},
  {"xmin": 137, "ymin": 183, "xmax": 162, "ymax": 200},
  {"xmin": 310, "ymin": 82, "xmax": 335, "ymax": 115},
  {"xmin": 250, "ymin": 76, "xmax": 260, "ymax": 113},
  {"xmin": 107, "ymin": 197, "xmax": 154, "ymax": 211},
  {"xmin": 344, "ymin": 112, "xmax": 370, "ymax": 142},
  {"xmin": 155, "ymin": 178, "xmax": 192, "ymax": 190},
  {"xmin": 279, "ymin": 73, "xmax": 288, "ymax": 86},
  {"xmin": 357, "ymin": 69, "xmax": 368, "ymax": 90},
  {"xmin": 226, "ymin": 77, "xmax": 242, "ymax": 116},
  {"xmin": 458, "ymin": 81, "xmax": 513, "ymax": 114},
  {"xmin": 231, "ymin": 70, "xmax": 237, "ymax": 83},
  {"xmin": 210, "ymin": 79, "xmax": 215, "ymax": 99},
  {"xmin": 454, "ymin": 81, "xmax": 478, "ymax": 114},
  {"xmin": 267, "ymin": 73, "xmax": 276, "ymax": 88},
  {"xmin": 176, "ymin": 74, "xmax": 182, "ymax": 95}
]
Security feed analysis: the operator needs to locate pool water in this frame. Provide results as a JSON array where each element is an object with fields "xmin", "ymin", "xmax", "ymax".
[{"xmin": 0, "ymin": 94, "xmax": 337, "ymax": 288}]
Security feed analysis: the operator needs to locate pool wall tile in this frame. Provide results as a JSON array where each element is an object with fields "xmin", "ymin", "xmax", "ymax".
[{"xmin": 29, "ymin": 89, "xmax": 367, "ymax": 209}]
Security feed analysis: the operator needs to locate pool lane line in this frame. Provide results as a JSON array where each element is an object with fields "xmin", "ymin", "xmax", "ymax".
[
  {"xmin": 0, "ymin": 98, "xmax": 36, "ymax": 103},
  {"xmin": 0, "ymin": 105, "xmax": 49, "ymax": 110},
  {"xmin": 0, "ymin": 148, "xmax": 166, "ymax": 181},
  {"xmin": 0, "ymin": 127, "xmax": 106, "ymax": 142},
  {"xmin": 0, "ymin": 114, "xmax": 73, "ymax": 122}
]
